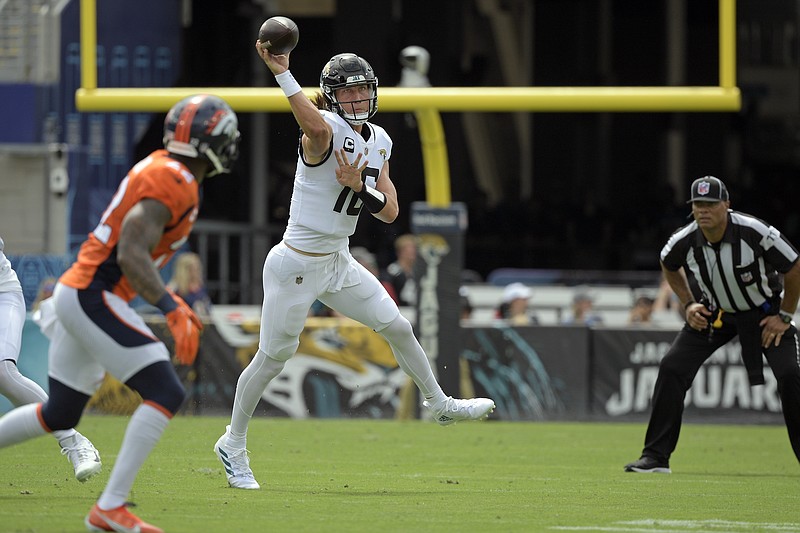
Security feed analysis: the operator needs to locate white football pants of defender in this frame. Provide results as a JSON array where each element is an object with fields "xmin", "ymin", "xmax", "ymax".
[
  {"xmin": 0, "ymin": 291, "xmax": 84, "ymax": 446},
  {"xmin": 229, "ymin": 242, "xmax": 447, "ymax": 439},
  {"xmin": 47, "ymin": 284, "xmax": 171, "ymax": 393}
]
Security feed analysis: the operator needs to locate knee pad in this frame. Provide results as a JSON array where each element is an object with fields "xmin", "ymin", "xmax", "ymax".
[
  {"xmin": 264, "ymin": 335, "xmax": 301, "ymax": 362},
  {"xmin": 370, "ymin": 294, "xmax": 400, "ymax": 331},
  {"xmin": 40, "ymin": 379, "xmax": 91, "ymax": 430},
  {"xmin": 379, "ymin": 314, "xmax": 414, "ymax": 344},
  {"xmin": 126, "ymin": 361, "xmax": 186, "ymax": 414}
]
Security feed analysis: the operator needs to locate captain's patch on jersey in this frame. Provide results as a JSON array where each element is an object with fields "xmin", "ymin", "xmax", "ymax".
[{"xmin": 343, "ymin": 137, "xmax": 355, "ymax": 153}]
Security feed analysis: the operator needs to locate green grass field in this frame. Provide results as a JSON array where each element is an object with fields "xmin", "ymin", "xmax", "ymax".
[{"xmin": 1, "ymin": 415, "xmax": 798, "ymax": 533}]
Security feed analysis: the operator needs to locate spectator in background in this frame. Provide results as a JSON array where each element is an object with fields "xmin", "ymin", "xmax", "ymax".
[
  {"xmin": 563, "ymin": 288, "xmax": 604, "ymax": 326},
  {"xmin": 628, "ymin": 295, "xmax": 655, "ymax": 326},
  {"xmin": 167, "ymin": 252, "xmax": 213, "ymax": 319},
  {"xmin": 382, "ymin": 233, "xmax": 418, "ymax": 306},
  {"xmin": 653, "ymin": 272, "xmax": 684, "ymax": 320},
  {"xmin": 496, "ymin": 282, "xmax": 538, "ymax": 326},
  {"xmin": 459, "ymin": 286, "xmax": 474, "ymax": 321}
]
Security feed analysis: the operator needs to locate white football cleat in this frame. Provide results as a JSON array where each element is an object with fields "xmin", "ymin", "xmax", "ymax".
[
  {"xmin": 214, "ymin": 426, "xmax": 260, "ymax": 490},
  {"xmin": 423, "ymin": 396, "xmax": 496, "ymax": 426},
  {"xmin": 60, "ymin": 432, "xmax": 101, "ymax": 482}
]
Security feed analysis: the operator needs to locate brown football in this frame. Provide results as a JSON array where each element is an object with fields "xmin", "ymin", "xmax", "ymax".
[{"xmin": 258, "ymin": 16, "xmax": 299, "ymax": 55}]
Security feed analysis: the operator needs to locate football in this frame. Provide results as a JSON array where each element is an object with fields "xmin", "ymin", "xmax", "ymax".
[{"xmin": 258, "ymin": 16, "xmax": 299, "ymax": 55}]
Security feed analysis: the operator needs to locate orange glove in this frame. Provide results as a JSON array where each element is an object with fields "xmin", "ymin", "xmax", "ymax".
[{"xmin": 164, "ymin": 293, "xmax": 204, "ymax": 365}]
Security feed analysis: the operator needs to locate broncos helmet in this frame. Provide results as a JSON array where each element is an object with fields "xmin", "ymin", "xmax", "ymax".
[
  {"xmin": 320, "ymin": 53, "xmax": 378, "ymax": 126},
  {"xmin": 163, "ymin": 94, "xmax": 240, "ymax": 177}
]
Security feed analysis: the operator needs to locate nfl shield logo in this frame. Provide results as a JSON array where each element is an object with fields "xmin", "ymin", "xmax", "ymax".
[
  {"xmin": 698, "ymin": 182, "xmax": 711, "ymax": 196},
  {"xmin": 740, "ymin": 272, "xmax": 753, "ymax": 283},
  {"xmin": 295, "ymin": 276, "xmax": 303, "ymax": 284}
]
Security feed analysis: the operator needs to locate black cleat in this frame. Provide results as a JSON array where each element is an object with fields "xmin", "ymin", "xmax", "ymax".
[{"xmin": 624, "ymin": 456, "xmax": 671, "ymax": 474}]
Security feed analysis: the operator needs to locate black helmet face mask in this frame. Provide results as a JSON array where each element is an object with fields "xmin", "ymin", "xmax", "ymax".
[{"xmin": 320, "ymin": 53, "xmax": 378, "ymax": 126}]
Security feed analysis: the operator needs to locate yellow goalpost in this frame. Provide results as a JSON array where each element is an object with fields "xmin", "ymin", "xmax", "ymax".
[{"xmin": 75, "ymin": 0, "xmax": 739, "ymax": 206}]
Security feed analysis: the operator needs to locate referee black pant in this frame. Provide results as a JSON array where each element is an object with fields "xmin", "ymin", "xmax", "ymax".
[{"xmin": 641, "ymin": 313, "xmax": 800, "ymax": 464}]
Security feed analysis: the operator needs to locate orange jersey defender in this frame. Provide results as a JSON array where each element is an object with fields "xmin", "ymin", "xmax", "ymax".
[{"xmin": 61, "ymin": 150, "xmax": 200, "ymax": 301}]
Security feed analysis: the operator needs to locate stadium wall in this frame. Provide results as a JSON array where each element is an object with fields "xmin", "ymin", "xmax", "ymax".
[{"xmin": 3, "ymin": 314, "xmax": 784, "ymax": 425}]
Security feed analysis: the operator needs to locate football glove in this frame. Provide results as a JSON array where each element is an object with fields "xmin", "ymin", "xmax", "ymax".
[{"xmin": 164, "ymin": 293, "xmax": 203, "ymax": 365}]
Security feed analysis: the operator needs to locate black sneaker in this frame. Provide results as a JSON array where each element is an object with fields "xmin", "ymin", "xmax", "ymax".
[{"xmin": 624, "ymin": 456, "xmax": 671, "ymax": 473}]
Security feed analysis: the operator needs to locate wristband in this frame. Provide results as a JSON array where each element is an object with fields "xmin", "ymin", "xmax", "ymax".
[
  {"xmin": 155, "ymin": 292, "xmax": 178, "ymax": 314},
  {"xmin": 274, "ymin": 70, "xmax": 302, "ymax": 98},
  {"xmin": 355, "ymin": 185, "xmax": 387, "ymax": 213},
  {"xmin": 683, "ymin": 300, "xmax": 696, "ymax": 310}
]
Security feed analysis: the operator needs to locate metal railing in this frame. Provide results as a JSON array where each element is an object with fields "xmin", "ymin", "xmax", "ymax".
[{"xmin": 190, "ymin": 220, "xmax": 281, "ymax": 305}]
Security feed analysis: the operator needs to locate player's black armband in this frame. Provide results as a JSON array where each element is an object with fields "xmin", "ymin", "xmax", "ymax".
[{"xmin": 355, "ymin": 185, "xmax": 387, "ymax": 213}]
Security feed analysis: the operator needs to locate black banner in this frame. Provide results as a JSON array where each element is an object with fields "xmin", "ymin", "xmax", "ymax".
[
  {"xmin": 462, "ymin": 325, "xmax": 590, "ymax": 420},
  {"xmin": 591, "ymin": 328, "xmax": 784, "ymax": 423},
  {"xmin": 410, "ymin": 202, "xmax": 468, "ymax": 395}
]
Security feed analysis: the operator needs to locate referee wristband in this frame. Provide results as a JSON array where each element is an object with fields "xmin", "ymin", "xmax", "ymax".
[
  {"xmin": 355, "ymin": 185, "xmax": 387, "ymax": 213},
  {"xmin": 683, "ymin": 300, "xmax": 696, "ymax": 310},
  {"xmin": 274, "ymin": 70, "xmax": 302, "ymax": 98},
  {"xmin": 155, "ymin": 292, "xmax": 178, "ymax": 314}
]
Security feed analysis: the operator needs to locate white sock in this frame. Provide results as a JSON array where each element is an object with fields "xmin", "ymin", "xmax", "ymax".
[
  {"xmin": 0, "ymin": 403, "xmax": 48, "ymax": 447},
  {"xmin": 54, "ymin": 428, "xmax": 78, "ymax": 446},
  {"xmin": 0, "ymin": 361, "xmax": 78, "ymax": 444},
  {"xmin": 378, "ymin": 316, "xmax": 447, "ymax": 405},
  {"xmin": 97, "ymin": 403, "xmax": 170, "ymax": 511},
  {"xmin": 228, "ymin": 350, "xmax": 285, "ymax": 449}
]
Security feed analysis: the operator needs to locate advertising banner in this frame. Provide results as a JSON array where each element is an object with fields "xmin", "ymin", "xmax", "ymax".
[
  {"xmin": 463, "ymin": 325, "xmax": 590, "ymax": 420},
  {"xmin": 8, "ymin": 315, "xmax": 785, "ymax": 425},
  {"xmin": 592, "ymin": 328, "xmax": 784, "ymax": 423},
  {"xmin": 410, "ymin": 202, "xmax": 468, "ymax": 395}
]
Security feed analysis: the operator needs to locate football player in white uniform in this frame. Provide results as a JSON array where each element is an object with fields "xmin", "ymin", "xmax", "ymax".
[
  {"xmin": 213, "ymin": 48, "xmax": 496, "ymax": 490},
  {"xmin": 0, "ymin": 236, "xmax": 101, "ymax": 481}
]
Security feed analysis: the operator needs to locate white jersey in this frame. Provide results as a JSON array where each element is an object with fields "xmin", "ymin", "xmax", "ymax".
[
  {"xmin": 0, "ymin": 236, "xmax": 22, "ymax": 293},
  {"xmin": 283, "ymin": 110, "xmax": 392, "ymax": 253}
]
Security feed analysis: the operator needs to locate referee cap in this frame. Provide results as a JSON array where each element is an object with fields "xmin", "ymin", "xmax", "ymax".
[{"xmin": 687, "ymin": 176, "xmax": 729, "ymax": 204}]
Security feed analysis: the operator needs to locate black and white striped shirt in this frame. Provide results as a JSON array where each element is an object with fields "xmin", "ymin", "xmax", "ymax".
[{"xmin": 661, "ymin": 210, "xmax": 799, "ymax": 313}]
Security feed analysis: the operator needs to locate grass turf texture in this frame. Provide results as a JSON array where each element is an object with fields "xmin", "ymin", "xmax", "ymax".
[{"xmin": 1, "ymin": 416, "xmax": 798, "ymax": 533}]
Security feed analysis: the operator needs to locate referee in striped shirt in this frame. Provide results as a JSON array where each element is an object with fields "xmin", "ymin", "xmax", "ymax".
[{"xmin": 625, "ymin": 176, "xmax": 800, "ymax": 473}]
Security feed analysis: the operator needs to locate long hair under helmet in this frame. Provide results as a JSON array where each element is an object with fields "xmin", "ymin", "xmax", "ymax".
[
  {"xmin": 319, "ymin": 53, "xmax": 378, "ymax": 126},
  {"xmin": 163, "ymin": 94, "xmax": 241, "ymax": 177}
]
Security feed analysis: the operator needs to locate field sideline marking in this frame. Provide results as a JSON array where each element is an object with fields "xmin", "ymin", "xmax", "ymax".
[{"xmin": 552, "ymin": 519, "xmax": 800, "ymax": 532}]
